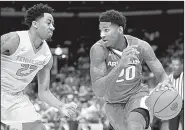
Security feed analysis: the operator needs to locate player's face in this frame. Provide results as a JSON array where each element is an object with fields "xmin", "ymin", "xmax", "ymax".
[
  {"xmin": 171, "ymin": 59, "xmax": 181, "ymax": 72},
  {"xmin": 36, "ymin": 13, "xmax": 55, "ymax": 40},
  {"xmin": 99, "ymin": 22, "xmax": 120, "ymax": 48}
]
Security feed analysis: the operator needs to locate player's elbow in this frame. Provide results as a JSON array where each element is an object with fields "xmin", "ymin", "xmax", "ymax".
[{"xmin": 92, "ymin": 84, "xmax": 104, "ymax": 98}]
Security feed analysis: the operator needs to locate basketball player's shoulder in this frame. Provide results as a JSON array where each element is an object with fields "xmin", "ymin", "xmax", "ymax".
[
  {"xmin": 42, "ymin": 40, "xmax": 53, "ymax": 63},
  {"xmin": 125, "ymin": 34, "xmax": 151, "ymax": 50},
  {"xmin": 90, "ymin": 39, "xmax": 107, "ymax": 60},
  {"xmin": 91, "ymin": 39, "xmax": 107, "ymax": 49},
  {"xmin": 1, "ymin": 31, "xmax": 20, "ymax": 53},
  {"xmin": 125, "ymin": 34, "xmax": 145, "ymax": 46},
  {"xmin": 42, "ymin": 40, "xmax": 51, "ymax": 52},
  {"xmin": 1, "ymin": 31, "xmax": 19, "ymax": 45}
]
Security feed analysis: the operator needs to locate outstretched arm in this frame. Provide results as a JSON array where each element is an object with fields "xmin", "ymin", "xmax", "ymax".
[
  {"xmin": 37, "ymin": 56, "xmax": 77, "ymax": 118},
  {"xmin": 37, "ymin": 56, "xmax": 64, "ymax": 109}
]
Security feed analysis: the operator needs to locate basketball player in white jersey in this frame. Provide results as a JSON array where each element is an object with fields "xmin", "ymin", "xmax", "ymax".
[{"xmin": 1, "ymin": 3, "xmax": 77, "ymax": 130}]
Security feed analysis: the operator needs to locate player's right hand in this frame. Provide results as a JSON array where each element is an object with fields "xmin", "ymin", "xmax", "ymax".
[
  {"xmin": 119, "ymin": 45, "xmax": 140, "ymax": 68},
  {"xmin": 59, "ymin": 102, "xmax": 77, "ymax": 118},
  {"xmin": 155, "ymin": 81, "xmax": 173, "ymax": 92}
]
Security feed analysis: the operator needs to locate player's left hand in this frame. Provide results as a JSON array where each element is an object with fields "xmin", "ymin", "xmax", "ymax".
[
  {"xmin": 155, "ymin": 80, "xmax": 173, "ymax": 92},
  {"xmin": 59, "ymin": 102, "xmax": 77, "ymax": 118}
]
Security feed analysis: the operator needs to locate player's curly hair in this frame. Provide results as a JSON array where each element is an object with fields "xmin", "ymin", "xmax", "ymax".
[
  {"xmin": 99, "ymin": 9, "xmax": 127, "ymax": 31},
  {"xmin": 24, "ymin": 3, "xmax": 54, "ymax": 27}
]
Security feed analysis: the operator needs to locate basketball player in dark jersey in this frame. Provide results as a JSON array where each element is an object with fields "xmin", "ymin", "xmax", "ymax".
[{"xmin": 90, "ymin": 10, "xmax": 173, "ymax": 130}]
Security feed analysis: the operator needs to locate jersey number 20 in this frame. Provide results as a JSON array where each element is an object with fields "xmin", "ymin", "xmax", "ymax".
[
  {"xmin": 116, "ymin": 66, "xmax": 136, "ymax": 82},
  {"xmin": 16, "ymin": 64, "xmax": 38, "ymax": 77}
]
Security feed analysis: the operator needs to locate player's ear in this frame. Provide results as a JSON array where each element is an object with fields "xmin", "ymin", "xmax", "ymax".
[
  {"xmin": 118, "ymin": 26, "xmax": 123, "ymax": 34},
  {"xmin": 32, "ymin": 21, "xmax": 38, "ymax": 29}
]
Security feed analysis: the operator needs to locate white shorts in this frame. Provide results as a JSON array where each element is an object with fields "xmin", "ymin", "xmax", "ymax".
[{"xmin": 1, "ymin": 91, "xmax": 41, "ymax": 125}]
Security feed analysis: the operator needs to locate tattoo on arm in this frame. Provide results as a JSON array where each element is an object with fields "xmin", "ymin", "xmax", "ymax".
[
  {"xmin": 91, "ymin": 62, "xmax": 107, "ymax": 83},
  {"xmin": 141, "ymin": 41, "xmax": 157, "ymax": 61},
  {"xmin": 146, "ymin": 58, "xmax": 168, "ymax": 82},
  {"xmin": 1, "ymin": 33, "xmax": 12, "ymax": 46},
  {"xmin": 94, "ymin": 64, "xmax": 106, "ymax": 75}
]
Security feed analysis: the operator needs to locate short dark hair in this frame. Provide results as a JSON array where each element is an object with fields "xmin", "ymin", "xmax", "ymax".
[
  {"xmin": 99, "ymin": 9, "xmax": 127, "ymax": 30},
  {"xmin": 24, "ymin": 3, "xmax": 54, "ymax": 27},
  {"xmin": 171, "ymin": 56, "xmax": 183, "ymax": 64}
]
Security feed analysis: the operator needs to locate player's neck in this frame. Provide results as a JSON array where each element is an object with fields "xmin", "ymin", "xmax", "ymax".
[
  {"xmin": 28, "ymin": 29, "xmax": 43, "ymax": 50},
  {"xmin": 114, "ymin": 35, "xmax": 127, "ymax": 51}
]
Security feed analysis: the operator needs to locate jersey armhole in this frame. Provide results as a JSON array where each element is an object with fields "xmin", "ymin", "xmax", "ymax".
[{"xmin": 7, "ymin": 32, "xmax": 21, "ymax": 57}]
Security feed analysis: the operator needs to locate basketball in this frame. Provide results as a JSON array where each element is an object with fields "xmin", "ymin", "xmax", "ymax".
[{"xmin": 149, "ymin": 87, "xmax": 182, "ymax": 120}]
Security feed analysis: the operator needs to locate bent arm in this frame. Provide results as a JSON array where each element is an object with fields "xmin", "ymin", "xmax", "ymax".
[
  {"xmin": 146, "ymin": 59, "xmax": 170, "ymax": 82},
  {"xmin": 142, "ymin": 42, "xmax": 170, "ymax": 83},
  {"xmin": 37, "ymin": 56, "xmax": 64, "ymax": 109},
  {"xmin": 90, "ymin": 44, "xmax": 123, "ymax": 97}
]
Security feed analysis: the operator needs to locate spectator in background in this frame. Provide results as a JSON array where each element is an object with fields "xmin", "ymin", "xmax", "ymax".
[
  {"xmin": 169, "ymin": 57, "xmax": 184, "ymax": 99},
  {"xmin": 160, "ymin": 56, "xmax": 184, "ymax": 130},
  {"xmin": 169, "ymin": 57, "xmax": 184, "ymax": 130}
]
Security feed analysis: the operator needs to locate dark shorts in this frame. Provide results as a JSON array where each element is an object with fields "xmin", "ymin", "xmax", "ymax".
[{"xmin": 104, "ymin": 91, "xmax": 152, "ymax": 130}]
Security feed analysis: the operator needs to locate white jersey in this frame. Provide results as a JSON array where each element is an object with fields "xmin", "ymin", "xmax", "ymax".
[{"xmin": 1, "ymin": 30, "xmax": 52, "ymax": 93}]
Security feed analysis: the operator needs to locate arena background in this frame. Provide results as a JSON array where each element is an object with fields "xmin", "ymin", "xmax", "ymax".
[{"xmin": 0, "ymin": 1, "xmax": 184, "ymax": 130}]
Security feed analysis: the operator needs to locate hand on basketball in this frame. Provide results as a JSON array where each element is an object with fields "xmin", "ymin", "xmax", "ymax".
[
  {"xmin": 59, "ymin": 102, "xmax": 77, "ymax": 118},
  {"xmin": 120, "ymin": 45, "xmax": 140, "ymax": 68},
  {"xmin": 155, "ymin": 80, "xmax": 173, "ymax": 92}
]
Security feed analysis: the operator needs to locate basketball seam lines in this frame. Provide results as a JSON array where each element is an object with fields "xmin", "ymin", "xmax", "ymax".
[
  {"xmin": 153, "ymin": 90, "xmax": 167, "ymax": 113},
  {"xmin": 155, "ymin": 107, "xmax": 181, "ymax": 118},
  {"xmin": 155, "ymin": 93, "xmax": 179, "ymax": 113},
  {"xmin": 155, "ymin": 102, "xmax": 181, "ymax": 118}
]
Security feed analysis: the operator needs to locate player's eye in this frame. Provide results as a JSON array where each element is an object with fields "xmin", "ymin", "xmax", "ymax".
[{"xmin": 105, "ymin": 29, "xmax": 109, "ymax": 32}]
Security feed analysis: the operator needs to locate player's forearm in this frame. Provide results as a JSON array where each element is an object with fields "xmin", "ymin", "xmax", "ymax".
[
  {"xmin": 92, "ymin": 64, "xmax": 123, "ymax": 97},
  {"xmin": 157, "ymin": 72, "xmax": 170, "ymax": 83},
  {"xmin": 38, "ymin": 90, "xmax": 64, "ymax": 109}
]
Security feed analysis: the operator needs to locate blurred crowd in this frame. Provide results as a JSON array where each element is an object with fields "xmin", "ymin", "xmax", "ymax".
[{"xmin": 1, "ymin": 28, "xmax": 183, "ymax": 130}]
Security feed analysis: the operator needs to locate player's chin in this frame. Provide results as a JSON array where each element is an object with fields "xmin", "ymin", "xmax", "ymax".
[
  {"xmin": 105, "ymin": 42, "xmax": 112, "ymax": 47},
  {"xmin": 46, "ymin": 37, "xmax": 53, "ymax": 42},
  {"xmin": 46, "ymin": 33, "xmax": 53, "ymax": 39}
]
